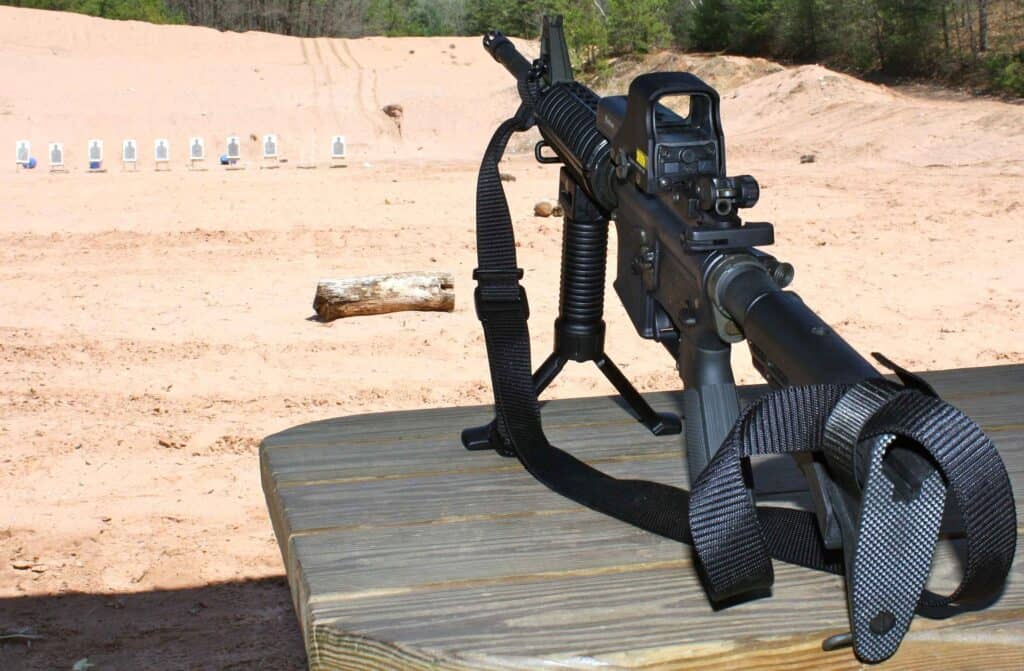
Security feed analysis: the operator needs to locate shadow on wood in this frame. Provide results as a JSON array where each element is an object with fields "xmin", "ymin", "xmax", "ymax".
[{"xmin": 0, "ymin": 577, "xmax": 306, "ymax": 670}]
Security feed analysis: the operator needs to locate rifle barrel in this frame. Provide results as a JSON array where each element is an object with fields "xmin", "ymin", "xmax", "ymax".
[
  {"xmin": 718, "ymin": 265, "xmax": 878, "ymax": 385},
  {"xmin": 483, "ymin": 32, "xmax": 533, "ymax": 83}
]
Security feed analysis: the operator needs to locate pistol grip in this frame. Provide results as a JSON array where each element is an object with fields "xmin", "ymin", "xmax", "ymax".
[{"xmin": 683, "ymin": 384, "xmax": 740, "ymax": 485}]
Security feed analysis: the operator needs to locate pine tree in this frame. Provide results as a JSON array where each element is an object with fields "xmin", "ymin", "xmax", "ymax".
[
  {"xmin": 689, "ymin": 0, "xmax": 732, "ymax": 51},
  {"xmin": 606, "ymin": 0, "xmax": 670, "ymax": 54}
]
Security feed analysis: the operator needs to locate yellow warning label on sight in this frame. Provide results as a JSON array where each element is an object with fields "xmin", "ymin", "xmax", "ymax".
[{"xmin": 635, "ymin": 148, "xmax": 647, "ymax": 169}]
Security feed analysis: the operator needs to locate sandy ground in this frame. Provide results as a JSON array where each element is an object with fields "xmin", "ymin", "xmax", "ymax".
[{"xmin": 1, "ymin": 6, "xmax": 1023, "ymax": 670}]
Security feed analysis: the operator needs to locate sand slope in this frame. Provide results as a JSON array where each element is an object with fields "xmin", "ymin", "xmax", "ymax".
[
  {"xmin": 725, "ymin": 64, "xmax": 1024, "ymax": 168},
  {"xmin": 1, "ymin": 7, "xmax": 1022, "ymax": 670},
  {"xmin": 0, "ymin": 6, "xmax": 533, "ymax": 164}
]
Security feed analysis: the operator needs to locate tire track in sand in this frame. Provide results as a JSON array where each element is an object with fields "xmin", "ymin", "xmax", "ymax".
[
  {"xmin": 301, "ymin": 37, "xmax": 327, "ymax": 140},
  {"xmin": 311, "ymin": 38, "xmax": 333, "ymax": 85},
  {"xmin": 332, "ymin": 38, "xmax": 393, "ymax": 136},
  {"xmin": 325, "ymin": 38, "xmax": 349, "ymax": 69},
  {"xmin": 316, "ymin": 37, "xmax": 346, "ymax": 131}
]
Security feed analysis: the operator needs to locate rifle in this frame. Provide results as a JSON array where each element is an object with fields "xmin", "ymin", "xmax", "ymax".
[{"xmin": 463, "ymin": 16, "xmax": 1015, "ymax": 663}]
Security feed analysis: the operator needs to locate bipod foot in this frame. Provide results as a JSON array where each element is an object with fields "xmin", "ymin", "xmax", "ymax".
[
  {"xmin": 595, "ymin": 354, "xmax": 682, "ymax": 436},
  {"xmin": 462, "ymin": 352, "xmax": 682, "ymax": 456},
  {"xmin": 460, "ymin": 421, "xmax": 516, "ymax": 457},
  {"xmin": 461, "ymin": 352, "xmax": 568, "ymax": 457}
]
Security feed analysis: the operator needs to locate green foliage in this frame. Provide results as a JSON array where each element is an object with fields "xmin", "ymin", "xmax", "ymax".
[
  {"xmin": 998, "ymin": 61, "xmax": 1024, "ymax": 96},
  {"xmin": 366, "ymin": 0, "xmax": 416, "ymax": 35},
  {"xmin": 689, "ymin": 0, "xmax": 731, "ymax": 51},
  {"xmin": 812, "ymin": 0, "xmax": 877, "ymax": 72},
  {"xmin": 410, "ymin": 0, "xmax": 467, "ymax": 36},
  {"xmin": 465, "ymin": 0, "xmax": 544, "ymax": 37},
  {"xmin": 368, "ymin": 0, "xmax": 466, "ymax": 36},
  {"xmin": 730, "ymin": 0, "xmax": 776, "ymax": 54},
  {"xmin": 546, "ymin": 0, "xmax": 607, "ymax": 70},
  {"xmin": 606, "ymin": 0, "xmax": 670, "ymax": 55},
  {"xmin": 871, "ymin": 0, "xmax": 942, "ymax": 74},
  {"xmin": 985, "ymin": 50, "xmax": 1024, "ymax": 96},
  {"xmin": 2, "ymin": 0, "xmax": 181, "ymax": 23},
  {"xmin": 465, "ymin": 0, "xmax": 613, "ymax": 70},
  {"xmin": 773, "ymin": 0, "xmax": 820, "ymax": 61}
]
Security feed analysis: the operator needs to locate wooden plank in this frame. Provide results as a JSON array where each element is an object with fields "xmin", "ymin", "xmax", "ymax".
[
  {"xmin": 286, "ymin": 462, "xmax": 1024, "ymax": 602},
  {"xmin": 273, "ymin": 427, "xmax": 1023, "ymax": 537},
  {"xmin": 294, "ymin": 510, "xmax": 687, "ymax": 598},
  {"xmin": 260, "ymin": 365, "xmax": 1024, "ymax": 670},
  {"xmin": 304, "ymin": 559, "xmax": 1022, "ymax": 666},
  {"xmin": 262, "ymin": 391, "xmax": 692, "ymax": 451},
  {"xmin": 282, "ymin": 451, "xmax": 1022, "ymax": 667},
  {"xmin": 263, "ymin": 363, "xmax": 1024, "ymax": 453},
  {"xmin": 291, "ymin": 523, "xmax": 1024, "ymax": 661},
  {"xmin": 262, "ymin": 419, "xmax": 683, "ymax": 487},
  {"xmin": 272, "ymin": 459, "xmax": 684, "ymax": 536},
  {"xmin": 262, "ymin": 365, "xmax": 1024, "ymax": 487}
]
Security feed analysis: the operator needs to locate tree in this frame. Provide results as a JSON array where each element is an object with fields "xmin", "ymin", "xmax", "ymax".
[
  {"xmin": 730, "ymin": 0, "xmax": 777, "ymax": 54},
  {"xmin": 871, "ymin": 0, "xmax": 942, "ymax": 74},
  {"xmin": 465, "ymin": 0, "xmax": 543, "ymax": 37},
  {"xmin": 689, "ymin": 0, "xmax": 732, "ymax": 51},
  {"xmin": 367, "ymin": 0, "xmax": 417, "ymax": 35},
  {"xmin": 977, "ymin": 0, "xmax": 988, "ymax": 51},
  {"xmin": 763, "ymin": 0, "xmax": 822, "ymax": 61},
  {"xmin": 4, "ymin": 0, "xmax": 182, "ymax": 23},
  {"xmin": 548, "ymin": 0, "xmax": 608, "ymax": 69},
  {"xmin": 605, "ymin": 0, "xmax": 669, "ymax": 54}
]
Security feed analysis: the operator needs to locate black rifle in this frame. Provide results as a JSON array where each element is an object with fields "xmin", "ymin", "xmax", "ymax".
[{"xmin": 464, "ymin": 16, "xmax": 1015, "ymax": 663}]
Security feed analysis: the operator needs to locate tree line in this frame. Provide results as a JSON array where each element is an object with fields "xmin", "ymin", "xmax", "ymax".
[
  {"xmin": 682, "ymin": 1, "xmax": 1024, "ymax": 95},
  {"xmin": 3, "ymin": 0, "xmax": 1022, "ymax": 95}
]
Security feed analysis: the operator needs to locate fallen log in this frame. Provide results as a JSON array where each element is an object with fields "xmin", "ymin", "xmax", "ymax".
[{"xmin": 313, "ymin": 272, "xmax": 454, "ymax": 321}]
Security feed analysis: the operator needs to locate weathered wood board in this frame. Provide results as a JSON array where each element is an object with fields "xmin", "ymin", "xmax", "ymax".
[
  {"xmin": 260, "ymin": 365, "xmax": 1024, "ymax": 670},
  {"xmin": 313, "ymin": 272, "xmax": 455, "ymax": 321}
]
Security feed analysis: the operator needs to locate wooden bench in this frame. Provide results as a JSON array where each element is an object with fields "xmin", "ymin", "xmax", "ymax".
[{"xmin": 260, "ymin": 365, "xmax": 1024, "ymax": 670}]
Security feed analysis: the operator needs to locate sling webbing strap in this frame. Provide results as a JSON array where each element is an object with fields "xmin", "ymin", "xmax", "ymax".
[
  {"xmin": 475, "ymin": 109, "xmax": 844, "ymax": 571},
  {"xmin": 472, "ymin": 110, "xmax": 1016, "ymax": 661}
]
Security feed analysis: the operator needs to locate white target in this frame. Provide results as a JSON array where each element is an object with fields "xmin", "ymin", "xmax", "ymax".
[
  {"xmin": 154, "ymin": 138, "xmax": 170, "ymax": 162},
  {"xmin": 262, "ymin": 134, "xmax": 278, "ymax": 159},
  {"xmin": 226, "ymin": 135, "xmax": 241, "ymax": 160},
  {"xmin": 330, "ymin": 135, "xmax": 347, "ymax": 159},
  {"xmin": 15, "ymin": 140, "xmax": 30, "ymax": 165},
  {"xmin": 48, "ymin": 143, "xmax": 65, "ymax": 168},
  {"xmin": 88, "ymin": 139, "xmax": 104, "ymax": 163},
  {"xmin": 189, "ymin": 137, "xmax": 205, "ymax": 161},
  {"xmin": 122, "ymin": 139, "xmax": 138, "ymax": 163}
]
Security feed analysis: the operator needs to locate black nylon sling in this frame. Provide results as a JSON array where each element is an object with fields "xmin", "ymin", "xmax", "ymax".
[{"xmin": 472, "ymin": 108, "xmax": 1017, "ymax": 654}]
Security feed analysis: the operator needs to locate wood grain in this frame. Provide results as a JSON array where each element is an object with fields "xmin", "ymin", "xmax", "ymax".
[
  {"xmin": 313, "ymin": 271, "xmax": 454, "ymax": 321},
  {"xmin": 261, "ymin": 364, "xmax": 1024, "ymax": 670}
]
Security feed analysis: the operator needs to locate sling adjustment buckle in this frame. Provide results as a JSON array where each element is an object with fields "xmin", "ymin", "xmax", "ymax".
[{"xmin": 473, "ymin": 268, "xmax": 529, "ymax": 321}]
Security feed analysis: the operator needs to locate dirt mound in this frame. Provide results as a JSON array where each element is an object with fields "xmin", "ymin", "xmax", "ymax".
[
  {"xmin": 589, "ymin": 50, "xmax": 783, "ymax": 95},
  {"xmin": 723, "ymin": 63, "xmax": 1024, "ymax": 167},
  {"xmin": 0, "ymin": 6, "xmax": 534, "ymax": 163},
  {"xmin": 583, "ymin": 53, "xmax": 1024, "ymax": 169},
  {"xmin": 732, "ymin": 64, "xmax": 898, "ymax": 111}
]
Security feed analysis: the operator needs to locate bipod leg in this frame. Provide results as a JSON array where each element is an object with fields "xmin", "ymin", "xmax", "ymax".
[
  {"xmin": 595, "ymin": 354, "xmax": 682, "ymax": 436},
  {"xmin": 461, "ymin": 353, "xmax": 568, "ymax": 455},
  {"xmin": 464, "ymin": 169, "xmax": 681, "ymax": 454}
]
